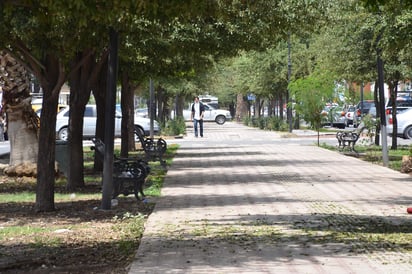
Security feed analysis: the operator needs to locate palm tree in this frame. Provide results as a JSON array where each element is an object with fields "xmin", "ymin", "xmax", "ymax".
[{"xmin": 0, "ymin": 51, "xmax": 39, "ymax": 176}]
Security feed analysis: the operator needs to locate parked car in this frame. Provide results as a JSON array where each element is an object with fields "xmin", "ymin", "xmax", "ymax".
[
  {"xmin": 321, "ymin": 105, "xmax": 348, "ymax": 129},
  {"xmin": 353, "ymin": 100, "xmax": 376, "ymax": 126},
  {"xmin": 344, "ymin": 105, "xmax": 356, "ymax": 126},
  {"xmin": 173, "ymin": 103, "xmax": 232, "ymax": 125},
  {"xmin": 387, "ymin": 108, "xmax": 412, "ymax": 139},
  {"xmin": 35, "ymin": 104, "xmax": 68, "ymax": 116},
  {"xmin": 191, "ymin": 103, "xmax": 231, "ymax": 124},
  {"xmin": 55, "ymin": 105, "xmax": 160, "ymax": 141},
  {"xmin": 385, "ymin": 94, "xmax": 412, "ymax": 125},
  {"xmin": 385, "ymin": 94, "xmax": 412, "ymax": 115},
  {"xmin": 135, "ymin": 108, "xmax": 149, "ymax": 118}
]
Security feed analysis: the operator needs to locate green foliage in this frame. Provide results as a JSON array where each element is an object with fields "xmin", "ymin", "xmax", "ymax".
[
  {"xmin": 0, "ymin": 226, "xmax": 49, "ymax": 240},
  {"xmin": 162, "ymin": 117, "xmax": 186, "ymax": 136},
  {"xmin": 112, "ymin": 212, "xmax": 146, "ymax": 256},
  {"xmin": 289, "ymin": 70, "xmax": 335, "ymax": 131},
  {"xmin": 357, "ymin": 114, "xmax": 378, "ymax": 144},
  {"xmin": 320, "ymin": 142, "xmax": 411, "ymax": 172},
  {"xmin": 243, "ymin": 116, "xmax": 288, "ymax": 132}
]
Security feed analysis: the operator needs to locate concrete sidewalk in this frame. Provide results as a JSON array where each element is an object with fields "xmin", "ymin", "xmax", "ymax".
[{"xmin": 129, "ymin": 122, "xmax": 412, "ymax": 274}]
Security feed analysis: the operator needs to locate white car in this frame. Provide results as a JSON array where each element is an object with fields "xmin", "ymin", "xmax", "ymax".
[
  {"xmin": 345, "ymin": 105, "xmax": 355, "ymax": 125},
  {"xmin": 135, "ymin": 108, "xmax": 148, "ymax": 118},
  {"xmin": 387, "ymin": 108, "xmax": 412, "ymax": 139},
  {"xmin": 56, "ymin": 105, "xmax": 160, "ymax": 141},
  {"xmin": 181, "ymin": 103, "xmax": 232, "ymax": 125}
]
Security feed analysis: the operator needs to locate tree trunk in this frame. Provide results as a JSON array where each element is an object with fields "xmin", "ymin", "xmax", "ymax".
[
  {"xmin": 0, "ymin": 52, "xmax": 39, "ymax": 176},
  {"xmin": 6, "ymin": 99, "xmax": 38, "ymax": 168},
  {"xmin": 37, "ymin": 90, "xmax": 60, "ymax": 212},
  {"xmin": 174, "ymin": 93, "xmax": 185, "ymax": 118},
  {"xmin": 66, "ymin": 51, "xmax": 95, "ymax": 190},
  {"xmin": 279, "ymin": 95, "xmax": 285, "ymax": 120},
  {"xmin": 120, "ymin": 71, "xmax": 135, "ymax": 157},
  {"xmin": 157, "ymin": 87, "xmax": 165, "ymax": 123},
  {"xmin": 36, "ymin": 54, "xmax": 65, "ymax": 212},
  {"xmin": 92, "ymin": 59, "xmax": 108, "ymax": 172},
  {"xmin": 389, "ymin": 81, "xmax": 398, "ymax": 150},
  {"xmin": 235, "ymin": 93, "xmax": 248, "ymax": 122},
  {"xmin": 268, "ymin": 99, "xmax": 274, "ymax": 117}
]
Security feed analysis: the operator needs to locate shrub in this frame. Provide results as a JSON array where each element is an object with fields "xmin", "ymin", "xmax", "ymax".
[
  {"xmin": 162, "ymin": 117, "xmax": 186, "ymax": 136},
  {"xmin": 243, "ymin": 116, "xmax": 251, "ymax": 126},
  {"xmin": 243, "ymin": 116, "xmax": 288, "ymax": 131}
]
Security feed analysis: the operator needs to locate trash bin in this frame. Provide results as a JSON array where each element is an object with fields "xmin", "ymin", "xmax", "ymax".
[{"xmin": 55, "ymin": 140, "xmax": 68, "ymax": 177}]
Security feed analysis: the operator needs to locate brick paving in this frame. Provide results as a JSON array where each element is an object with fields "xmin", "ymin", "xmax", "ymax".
[{"xmin": 129, "ymin": 122, "xmax": 412, "ymax": 274}]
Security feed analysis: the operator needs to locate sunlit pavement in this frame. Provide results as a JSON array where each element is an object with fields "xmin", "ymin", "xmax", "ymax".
[{"xmin": 129, "ymin": 121, "xmax": 412, "ymax": 274}]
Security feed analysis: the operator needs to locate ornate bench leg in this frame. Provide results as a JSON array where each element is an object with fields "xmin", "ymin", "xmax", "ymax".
[
  {"xmin": 134, "ymin": 179, "xmax": 145, "ymax": 201},
  {"xmin": 112, "ymin": 178, "xmax": 121, "ymax": 199}
]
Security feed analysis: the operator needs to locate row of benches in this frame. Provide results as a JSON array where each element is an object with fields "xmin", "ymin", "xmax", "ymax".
[{"xmin": 91, "ymin": 130, "xmax": 167, "ymax": 202}]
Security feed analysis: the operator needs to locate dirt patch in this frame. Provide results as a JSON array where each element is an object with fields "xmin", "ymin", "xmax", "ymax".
[{"xmin": 0, "ymin": 180, "xmax": 155, "ymax": 273}]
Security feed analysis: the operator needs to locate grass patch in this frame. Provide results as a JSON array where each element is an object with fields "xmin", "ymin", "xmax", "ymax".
[
  {"xmin": 320, "ymin": 142, "xmax": 412, "ymax": 172},
  {"xmin": 0, "ymin": 143, "xmax": 178, "ymax": 273}
]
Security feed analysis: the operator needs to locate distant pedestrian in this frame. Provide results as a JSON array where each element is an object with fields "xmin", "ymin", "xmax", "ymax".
[{"xmin": 191, "ymin": 96, "xmax": 205, "ymax": 137}]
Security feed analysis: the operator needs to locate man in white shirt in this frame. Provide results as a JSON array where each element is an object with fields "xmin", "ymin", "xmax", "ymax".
[{"xmin": 191, "ymin": 96, "xmax": 205, "ymax": 137}]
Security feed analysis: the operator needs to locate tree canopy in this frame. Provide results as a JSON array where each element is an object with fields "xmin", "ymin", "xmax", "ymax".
[{"xmin": 1, "ymin": 0, "xmax": 411, "ymax": 211}]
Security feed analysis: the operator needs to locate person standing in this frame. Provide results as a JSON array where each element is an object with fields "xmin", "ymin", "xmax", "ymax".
[{"xmin": 191, "ymin": 96, "xmax": 205, "ymax": 137}]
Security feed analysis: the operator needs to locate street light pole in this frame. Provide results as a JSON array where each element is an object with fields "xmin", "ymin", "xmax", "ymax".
[
  {"xmin": 149, "ymin": 79, "xmax": 154, "ymax": 138},
  {"xmin": 287, "ymin": 33, "xmax": 292, "ymax": 133},
  {"xmin": 377, "ymin": 47, "xmax": 389, "ymax": 167}
]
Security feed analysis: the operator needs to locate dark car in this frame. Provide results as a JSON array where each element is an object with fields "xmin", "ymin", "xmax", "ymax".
[{"xmin": 353, "ymin": 100, "xmax": 376, "ymax": 127}]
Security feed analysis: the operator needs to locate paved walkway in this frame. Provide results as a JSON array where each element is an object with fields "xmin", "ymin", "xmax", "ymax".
[{"xmin": 129, "ymin": 122, "xmax": 412, "ymax": 274}]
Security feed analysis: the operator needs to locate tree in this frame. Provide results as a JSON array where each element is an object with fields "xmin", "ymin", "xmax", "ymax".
[
  {"xmin": 0, "ymin": 51, "xmax": 39, "ymax": 176},
  {"xmin": 0, "ymin": 0, "xmax": 347, "ymax": 211},
  {"xmin": 289, "ymin": 70, "xmax": 335, "ymax": 145},
  {"xmin": 0, "ymin": 1, "xmax": 134, "ymax": 211}
]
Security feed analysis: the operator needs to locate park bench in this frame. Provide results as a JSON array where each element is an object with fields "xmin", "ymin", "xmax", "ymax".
[
  {"xmin": 135, "ymin": 130, "xmax": 167, "ymax": 168},
  {"xmin": 336, "ymin": 130, "xmax": 360, "ymax": 153},
  {"xmin": 91, "ymin": 138, "xmax": 150, "ymax": 201}
]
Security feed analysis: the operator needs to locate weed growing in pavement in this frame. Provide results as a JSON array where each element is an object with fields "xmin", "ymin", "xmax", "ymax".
[{"xmin": 112, "ymin": 212, "xmax": 148, "ymax": 256}]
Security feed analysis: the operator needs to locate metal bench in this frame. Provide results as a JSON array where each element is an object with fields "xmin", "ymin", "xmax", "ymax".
[
  {"xmin": 135, "ymin": 130, "xmax": 167, "ymax": 168},
  {"xmin": 336, "ymin": 130, "xmax": 360, "ymax": 153},
  {"xmin": 91, "ymin": 138, "xmax": 150, "ymax": 201}
]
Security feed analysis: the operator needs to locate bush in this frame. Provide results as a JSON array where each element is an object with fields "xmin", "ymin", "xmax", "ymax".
[
  {"xmin": 266, "ymin": 116, "xmax": 288, "ymax": 131},
  {"xmin": 243, "ymin": 116, "xmax": 288, "ymax": 131},
  {"xmin": 242, "ymin": 116, "xmax": 251, "ymax": 126},
  {"xmin": 162, "ymin": 117, "xmax": 186, "ymax": 136}
]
